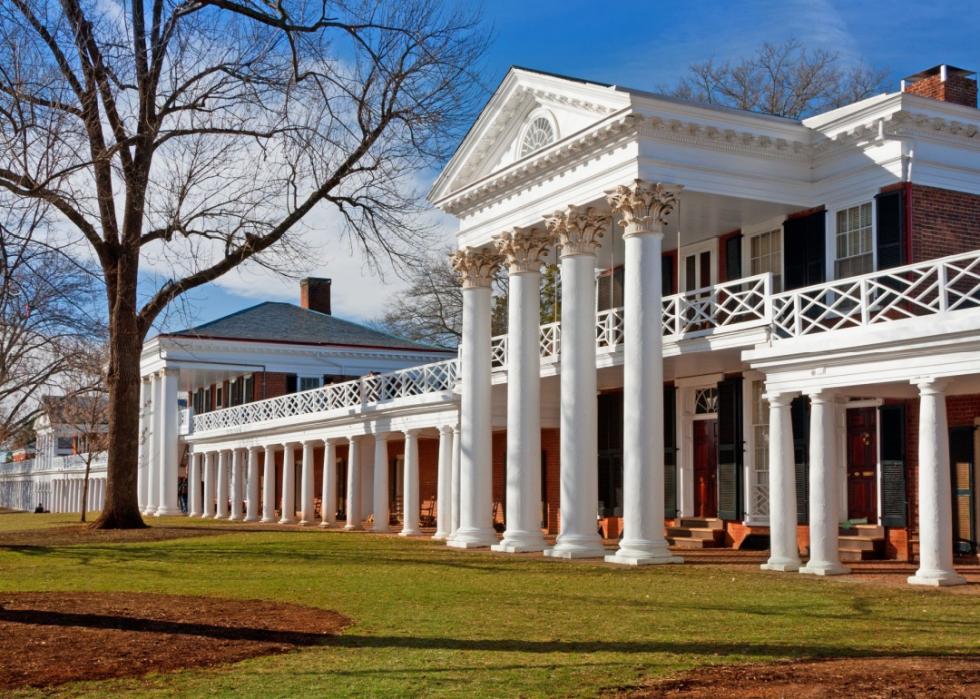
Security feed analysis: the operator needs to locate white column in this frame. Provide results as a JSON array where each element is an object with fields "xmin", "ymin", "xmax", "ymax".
[
  {"xmin": 144, "ymin": 373, "xmax": 161, "ymax": 515},
  {"xmin": 155, "ymin": 368, "xmax": 180, "ymax": 516},
  {"xmin": 450, "ymin": 424, "xmax": 461, "ymax": 540},
  {"xmin": 202, "ymin": 451, "xmax": 216, "ymax": 518},
  {"xmin": 800, "ymin": 390, "xmax": 849, "ymax": 576},
  {"xmin": 215, "ymin": 450, "xmax": 229, "ymax": 519},
  {"xmin": 299, "ymin": 440, "xmax": 316, "ymax": 525},
  {"xmin": 761, "ymin": 391, "xmax": 801, "ymax": 572},
  {"xmin": 544, "ymin": 206, "xmax": 608, "ymax": 559},
  {"xmin": 345, "ymin": 437, "xmax": 362, "ymax": 530},
  {"xmin": 188, "ymin": 452, "xmax": 202, "ymax": 517},
  {"xmin": 245, "ymin": 446, "xmax": 260, "ymax": 522},
  {"xmin": 491, "ymin": 228, "xmax": 549, "ymax": 553},
  {"xmin": 229, "ymin": 448, "xmax": 244, "ymax": 521},
  {"xmin": 448, "ymin": 248, "xmax": 500, "ymax": 548},
  {"xmin": 909, "ymin": 379, "xmax": 966, "ymax": 586},
  {"xmin": 433, "ymin": 425, "xmax": 454, "ymax": 540},
  {"xmin": 401, "ymin": 429, "xmax": 421, "ymax": 536},
  {"xmin": 321, "ymin": 438, "xmax": 338, "ymax": 527},
  {"xmin": 280, "ymin": 443, "xmax": 297, "ymax": 524},
  {"xmin": 606, "ymin": 181, "xmax": 682, "ymax": 566},
  {"xmin": 262, "ymin": 444, "xmax": 277, "ymax": 523},
  {"xmin": 137, "ymin": 377, "xmax": 150, "ymax": 511},
  {"xmin": 372, "ymin": 433, "xmax": 390, "ymax": 533}
]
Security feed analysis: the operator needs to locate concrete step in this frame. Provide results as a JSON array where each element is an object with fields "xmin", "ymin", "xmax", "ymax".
[
  {"xmin": 838, "ymin": 535, "xmax": 878, "ymax": 551},
  {"xmin": 667, "ymin": 536, "xmax": 719, "ymax": 549},
  {"xmin": 839, "ymin": 524, "xmax": 884, "ymax": 538},
  {"xmin": 839, "ymin": 547, "xmax": 879, "ymax": 562},
  {"xmin": 678, "ymin": 517, "xmax": 724, "ymax": 530},
  {"xmin": 666, "ymin": 526, "xmax": 719, "ymax": 540}
]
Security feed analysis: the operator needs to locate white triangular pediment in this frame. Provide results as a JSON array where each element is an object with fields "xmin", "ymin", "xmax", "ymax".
[{"xmin": 430, "ymin": 68, "xmax": 631, "ymax": 204}]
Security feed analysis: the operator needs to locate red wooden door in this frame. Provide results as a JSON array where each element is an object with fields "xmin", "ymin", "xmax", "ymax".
[
  {"xmin": 847, "ymin": 408, "xmax": 877, "ymax": 521},
  {"xmin": 693, "ymin": 420, "xmax": 718, "ymax": 518}
]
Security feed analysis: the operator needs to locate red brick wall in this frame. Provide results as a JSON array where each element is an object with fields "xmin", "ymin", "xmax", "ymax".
[
  {"xmin": 542, "ymin": 428, "xmax": 561, "ymax": 534},
  {"xmin": 904, "ymin": 73, "xmax": 977, "ymax": 107},
  {"xmin": 492, "ymin": 432, "xmax": 505, "ymax": 525},
  {"xmin": 254, "ymin": 372, "xmax": 291, "ymax": 400},
  {"xmin": 909, "ymin": 185, "xmax": 980, "ymax": 263}
]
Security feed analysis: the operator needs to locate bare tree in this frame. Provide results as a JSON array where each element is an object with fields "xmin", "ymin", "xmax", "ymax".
[
  {"xmin": 44, "ymin": 347, "xmax": 108, "ymax": 522},
  {"xmin": 0, "ymin": 203, "xmax": 103, "ymax": 448},
  {"xmin": 0, "ymin": 1, "xmax": 486, "ymax": 528},
  {"xmin": 668, "ymin": 40, "xmax": 887, "ymax": 119}
]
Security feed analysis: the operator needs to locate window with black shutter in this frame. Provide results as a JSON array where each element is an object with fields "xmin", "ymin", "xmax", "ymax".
[
  {"xmin": 724, "ymin": 234, "xmax": 743, "ymax": 282},
  {"xmin": 717, "ymin": 377, "xmax": 744, "ymax": 521},
  {"xmin": 783, "ymin": 211, "xmax": 826, "ymax": 290},
  {"xmin": 791, "ymin": 396, "xmax": 810, "ymax": 524},
  {"xmin": 664, "ymin": 385, "xmax": 678, "ymax": 518},
  {"xmin": 243, "ymin": 375, "xmax": 254, "ymax": 403},
  {"xmin": 875, "ymin": 190, "xmax": 906, "ymax": 270},
  {"xmin": 878, "ymin": 404, "xmax": 908, "ymax": 527},
  {"xmin": 285, "ymin": 374, "xmax": 298, "ymax": 394},
  {"xmin": 662, "ymin": 254, "xmax": 675, "ymax": 297}
]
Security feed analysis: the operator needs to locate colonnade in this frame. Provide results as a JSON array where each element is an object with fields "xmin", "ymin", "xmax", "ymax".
[
  {"xmin": 763, "ymin": 379, "xmax": 967, "ymax": 586},
  {"xmin": 189, "ymin": 426, "xmax": 458, "ymax": 536},
  {"xmin": 138, "ymin": 368, "xmax": 180, "ymax": 517},
  {"xmin": 451, "ymin": 179, "xmax": 683, "ymax": 565}
]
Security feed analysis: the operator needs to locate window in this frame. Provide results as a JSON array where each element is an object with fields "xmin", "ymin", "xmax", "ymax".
[
  {"xmin": 215, "ymin": 386, "xmax": 223, "ymax": 409},
  {"xmin": 243, "ymin": 375, "xmax": 254, "ymax": 403},
  {"xmin": 694, "ymin": 388, "xmax": 718, "ymax": 415},
  {"xmin": 57, "ymin": 437, "xmax": 73, "ymax": 451},
  {"xmin": 751, "ymin": 382, "xmax": 770, "ymax": 517},
  {"xmin": 519, "ymin": 115, "xmax": 556, "ymax": 157},
  {"xmin": 835, "ymin": 203, "xmax": 873, "ymax": 278},
  {"xmin": 749, "ymin": 229, "xmax": 783, "ymax": 292},
  {"xmin": 299, "ymin": 376, "xmax": 322, "ymax": 392}
]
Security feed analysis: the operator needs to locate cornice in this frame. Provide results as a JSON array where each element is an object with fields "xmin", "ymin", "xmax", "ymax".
[{"xmin": 156, "ymin": 336, "xmax": 451, "ymax": 364}]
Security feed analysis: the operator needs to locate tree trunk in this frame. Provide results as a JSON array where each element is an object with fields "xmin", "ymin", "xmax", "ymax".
[
  {"xmin": 80, "ymin": 461, "xmax": 90, "ymax": 523},
  {"xmin": 91, "ymin": 258, "xmax": 146, "ymax": 529}
]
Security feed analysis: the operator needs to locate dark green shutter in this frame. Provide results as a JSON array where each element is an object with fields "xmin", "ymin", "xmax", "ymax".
[
  {"xmin": 661, "ymin": 255, "xmax": 675, "ymax": 297},
  {"xmin": 664, "ymin": 385, "xmax": 678, "ymax": 518},
  {"xmin": 879, "ymin": 404, "xmax": 908, "ymax": 527},
  {"xmin": 783, "ymin": 211, "xmax": 826, "ymax": 290},
  {"xmin": 791, "ymin": 396, "xmax": 810, "ymax": 524},
  {"xmin": 724, "ymin": 234, "xmax": 743, "ymax": 281},
  {"xmin": 717, "ymin": 377, "xmax": 743, "ymax": 521},
  {"xmin": 285, "ymin": 374, "xmax": 298, "ymax": 394},
  {"xmin": 875, "ymin": 190, "xmax": 906, "ymax": 271}
]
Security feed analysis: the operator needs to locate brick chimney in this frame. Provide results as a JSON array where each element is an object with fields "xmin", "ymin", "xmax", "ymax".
[
  {"xmin": 299, "ymin": 277, "xmax": 331, "ymax": 315},
  {"xmin": 901, "ymin": 65, "xmax": 977, "ymax": 108}
]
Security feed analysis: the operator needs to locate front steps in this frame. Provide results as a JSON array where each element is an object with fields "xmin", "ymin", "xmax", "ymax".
[
  {"xmin": 838, "ymin": 524, "xmax": 885, "ymax": 561},
  {"xmin": 666, "ymin": 517, "xmax": 725, "ymax": 549}
]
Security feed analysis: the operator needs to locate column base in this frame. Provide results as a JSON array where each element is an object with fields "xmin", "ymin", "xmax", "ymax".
[
  {"xmin": 760, "ymin": 557, "xmax": 801, "ymax": 572},
  {"xmin": 243, "ymin": 515, "xmax": 259, "ymax": 523},
  {"xmin": 154, "ymin": 507, "xmax": 181, "ymax": 517},
  {"xmin": 491, "ymin": 531, "xmax": 547, "ymax": 553},
  {"xmin": 431, "ymin": 531, "xmax": 449, "ymax": 541},
  {"xmin": 399, "ymin": 529, "xmax": 422, "ymax": 537},
  {"xmin": 279, "ymin": 517, "xmax": 296, "ymax": 525},
  {"xmin": 260, "ymin": 516, "xmax": 275, "ymax": 523},
  {"xmin": 447, "ymin": 527, "xmax": 498, "ymax": 549},
  {"xmin": 320, "ymin": 521, "xmax": 335, "ymax": 529},
  {"xmin": 228, "ymin": 514, "xmax": 243, "ymax": 522},
  {"xmin": 605, "ymin": 550, "xmax": 683, "ymax": 566},
  {"xmin": 298, "ymin": 519, "xmax": 315, "ymax": 526},
  {"xmin": 344, "ymin": 523, "xmax": 362, "ymax": 531},
  {"xmin": 215, "ymin": 513, "xmax": 228, "ymax": 520},
  {"xmin": 188, "ymin": 511, "xmax": 201, "ymax": 518},
  {"xmin": 908, "ymin": 569, "xmax": 967, "ymax": 587},
  {"xmin": 800, "ymin": 562, "xmax": 851, "ymax": 576}
]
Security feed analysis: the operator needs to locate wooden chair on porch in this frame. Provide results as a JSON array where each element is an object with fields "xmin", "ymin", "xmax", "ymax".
[{"xmin": 420, "ymin": 498, "xmax": 436, "ymax": 528}]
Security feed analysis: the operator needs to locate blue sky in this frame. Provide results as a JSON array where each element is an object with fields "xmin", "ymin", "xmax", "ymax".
[{"xmin": 175, "ymin": 0, "xmax": 979, "ymax": 331}]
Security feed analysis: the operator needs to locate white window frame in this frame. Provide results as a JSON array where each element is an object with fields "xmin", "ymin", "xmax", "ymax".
[
  {"xmin": 299, "ymin": 376, "xmax": 322, "ymax": 392},
  {"xmin": 828, "ymin": 197, "xmax": 877, "ymax": 281},
  {"xmin": 679, "ymin": 238, "xmax": 718, "ymax": 292},
  {"xmin": 741, "ymin": 215, "xmax": 786, "ymax": 291},
  {"xmin": 513, "ymin": 108, "xmax": 559, "ymax": 160}
]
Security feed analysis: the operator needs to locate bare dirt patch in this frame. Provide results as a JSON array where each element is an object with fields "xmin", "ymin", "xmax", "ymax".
[
  {"xmin": 622, "ymin": 656, "xmax": 980, "ymax": 698},
  {"xmin": 0, "ymin": 592, "xmax": 350, "ymax": 690}
]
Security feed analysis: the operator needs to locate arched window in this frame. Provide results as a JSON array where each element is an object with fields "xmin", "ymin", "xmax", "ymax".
[{"xmin": 519, "ymin": 115, "xmax": 556, "ymax": 157}]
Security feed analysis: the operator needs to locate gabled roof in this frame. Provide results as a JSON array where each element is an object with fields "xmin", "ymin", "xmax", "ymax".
[{"xmin": 163, "ymin": 302, "xmax": 448, "ymax": 353}]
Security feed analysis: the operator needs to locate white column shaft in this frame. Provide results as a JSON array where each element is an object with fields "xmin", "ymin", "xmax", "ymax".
[
  {"xmin": 144, "ymin": 374, "xmax": 161, "ymax": 514},
  {"xmin": 188, "ymin": 452, "xmax": 202, "ymax": 517},
  {"xmin": 262, "ymin": 446, "xmax": 276, "ymax": 522},
  {"xmin": 280, "ymin": 445, "xmax": 297, "ymax": 524},
  {"xmin": 245, "ymin": 448, "xmax": 260, "ymax": 522},
  {"xmin": 434, "ymin": 427, "xmax": 454, "ymax": 540},
  {"xmin": 202, "ymin": 452, "xmax": 216, "ymax": 518},
  {"xmin": 547, "ymin": 251, "xmax": 604, "ymax": 558},
  {"xmin": 401, "ymin": 431, "xmax": 421, "ymax": 536},
  {"xmin": 801, "ymin": 393, "xmax": 848, "ymax": 576},
  {"xmin": 229, "ymin": 449, "xmax": 244, "ymax": 521},
  {"xmin": 137, "ymin": 378, "xmax": 149, "ymax": 510},
  {"xmin": 299, "ymin": 441, "xmax": 316, "ymax": 525},
  {"xmin": 345, "ymin": 438, "xmax": 362, "ymax": 530},
  {"xmin": 450, "ymin": 425, "xmax": 461, "ymax": 539},
  {"xmin": 761, "ymin": 394, "xmax": 801, "ymax": 572},
  {"xmin": 155, "ymin": 370, "xmax": 180, "ymax": 516},
  {"xmin": 321, "ymin": 440, "xmax": 337, "ymax": 527},
  {"xmin": 372, "ymin": 436, "xmax": 389, "ymax": 532}
]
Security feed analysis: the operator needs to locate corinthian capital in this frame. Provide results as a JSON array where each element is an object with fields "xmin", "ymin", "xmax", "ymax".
[
  {"xmin": 605, "ymin": 179, "xmax": 681, "ymax": 236},
  {"xmin": 543, "ymin": 205, "xmax": 609, "ymax": 257},
  {"xmin": 493, "ymin": 227, "xmax": 551, "ymax": 274},
  {"xmin": 450, "ymin": 247, "xmax": 500, "ymax": 289}
]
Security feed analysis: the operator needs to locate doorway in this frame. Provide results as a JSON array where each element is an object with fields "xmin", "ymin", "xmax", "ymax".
[
  {"xmin": 846, "ymin": 407, "xmax": 877, "ymax": 521},
  {"xmin": 693, "ymin": 419, "xmax": 718, "ymax": 518},
  {"xmin": 950, "ymin": 426, "xmax": 976, "ymax": 554}
]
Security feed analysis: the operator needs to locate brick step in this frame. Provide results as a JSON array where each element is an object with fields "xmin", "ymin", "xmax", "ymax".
[
  {"xmin": 839, "ymin": 524, "xmax": 884, "ymax": 538},
  {"xmin": 677, "ymin": 517, "xmax": 724, "ymax": 531},
  {"xmin": 839, "ymin": 547, "xmax": 880, "ymax": 562},
  {"xmin": 667, "ymin": 536, "xmax": 719, "ymax": 549},
  {"xmin": 838, "ymin": 535, "xmax": 879, "ymax": 551},
  {"xmin": 666, "ymin": 526, "xmax": 721, "ymax": 541}
]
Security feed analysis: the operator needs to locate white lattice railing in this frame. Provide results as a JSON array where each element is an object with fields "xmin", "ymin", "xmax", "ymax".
[
  {"xmin": 772, "ymin": 249, "xmax": 980, "ymax": 338},
  {"xmin": 596, "ymin": 308, "xmax": 625, "ymax": 349},
  {"xmin": 540, "ymin": 321, "xmax": 561, "ymax": 361},
  {"xmin": 193, "ymin": 359, "xmax": 459, "ymax": 433}
]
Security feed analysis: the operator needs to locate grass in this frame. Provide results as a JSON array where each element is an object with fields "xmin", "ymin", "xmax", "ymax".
[{"xmin": 1, "ymin": 513, "xmax": 979, "ymax": 698}]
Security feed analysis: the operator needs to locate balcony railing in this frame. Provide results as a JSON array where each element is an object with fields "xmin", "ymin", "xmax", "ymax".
[
  {"xmin": 193, "ymin": 359, "xmax": 459, "ymax": 433},
  {"xmin": 772, "ymin": 249, "xmax": 980, "ymax": 338}
]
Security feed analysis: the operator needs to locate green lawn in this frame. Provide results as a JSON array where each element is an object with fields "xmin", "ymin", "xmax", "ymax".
[{"xmin": 1, "ymin": 513, "xmax": 978, "ymax": 697}]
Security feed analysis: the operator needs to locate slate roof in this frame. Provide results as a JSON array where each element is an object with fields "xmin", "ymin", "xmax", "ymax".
[{"xmin": 164, "ymin": 302, "xmax": 448, "ymax": 353}]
